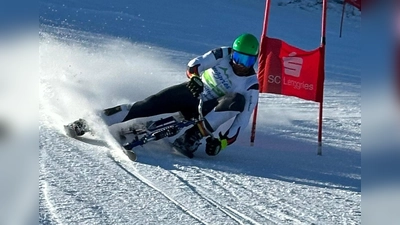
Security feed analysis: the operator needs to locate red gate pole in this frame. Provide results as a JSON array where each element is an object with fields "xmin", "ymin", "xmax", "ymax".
[
  {"xmin": 250, "ymin": 0, "xmax": 271, "ymax": 145},
  {"xmin": 317, "ymin": 0, "xmax": 327, "ymax": 155}
]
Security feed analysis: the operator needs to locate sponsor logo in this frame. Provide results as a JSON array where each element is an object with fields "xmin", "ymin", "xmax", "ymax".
[
  {"xmin": 283, "ymin": 52, "xmax": 302, "ymax": 77},
  {"xmin": 203, "ymin": 66, "xmax": 233, "ymax": 97},
  {"xmin": 268, "ymin": 75, "xmax": 314, "ymax": 91},
  {"xmin": 266, "ymin": 52, "xmax": 314, "ymax": 91},
  {"xmin": 203, "ymin": 69, "xmax": 226, "ymax": 97},
  {"xmin": 215, "ymin": 66, "xmax": 232, "ymax": 89}
]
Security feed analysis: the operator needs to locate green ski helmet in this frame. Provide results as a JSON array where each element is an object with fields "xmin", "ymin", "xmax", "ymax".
[{"xmin": 232, "ymin": 33, "xmax": 259, "ymax": 56}]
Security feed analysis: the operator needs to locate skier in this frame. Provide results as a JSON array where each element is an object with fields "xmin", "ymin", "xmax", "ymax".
[{"xmin": 66, "ymin": 33, "xmax": 260, "ymax": 156}]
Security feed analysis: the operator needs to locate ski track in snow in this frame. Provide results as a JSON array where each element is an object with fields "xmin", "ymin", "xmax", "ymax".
[
  {"xmin": 40, "ymin": 127, "xmax": 203, "ymax": 224},
  {"xmin": 110, "ymin": 151, "xmax": 261, "ymax": 225},
  {"xmin": 40, "ymin": 122, "xmax": 360, "ymax": 224}
]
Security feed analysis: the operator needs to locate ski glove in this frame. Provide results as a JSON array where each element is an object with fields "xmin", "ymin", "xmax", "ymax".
[
  {"xmin": 187, "ymin": 75, "xmax": 204, "ymax": 98},
  {"xmin": 205, "ymin": 133, "xmax": 228, "ymax": 156}
]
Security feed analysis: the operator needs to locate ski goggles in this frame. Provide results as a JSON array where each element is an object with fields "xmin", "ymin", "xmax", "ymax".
[{"xmin": 232, "ymin": 51, "xmax": 257, "ymax": 68}]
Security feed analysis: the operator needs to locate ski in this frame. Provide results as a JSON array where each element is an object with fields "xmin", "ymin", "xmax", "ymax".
[
  {"xmin": 121, "ymin": 148, "xmax": 137, "ymax": 161},
  {"xmin": 64, "ymin": 124, "xmax": 78, "ymax": 138},
  {"xmin": 64, "ymin": 119, "xmax": 138, "ymax": 162},
  {"xmin": 64, "ymin": 103, "xmax": 204, "ymax": 161}
]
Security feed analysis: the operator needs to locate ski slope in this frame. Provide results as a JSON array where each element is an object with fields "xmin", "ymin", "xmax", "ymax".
[{"xmin": 38, "ymin": 0, "xmax": 361, "ymax": 224}]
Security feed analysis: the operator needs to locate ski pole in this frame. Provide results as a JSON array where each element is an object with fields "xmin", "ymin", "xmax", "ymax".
[
  {"xmin": 197, "ymin": 95, "xmax": 214, "ymax": 138},
  {"xmin": 198, "ymin": 94, "xmax": 204, "ymax": 121}
]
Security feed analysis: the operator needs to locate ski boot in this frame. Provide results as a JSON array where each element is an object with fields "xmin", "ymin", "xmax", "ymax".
[
  {"xmin": 172, "ymin": 125, "xmax": 203, "ymax": 158},
  {"xmin": 64, "ymin": 118, "xmax": 91, "ymax": 138}
]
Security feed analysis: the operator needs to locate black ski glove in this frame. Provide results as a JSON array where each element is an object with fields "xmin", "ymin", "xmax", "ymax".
[
  {"xmin": 187, "ymin": 75, "xmax": 204, "ymax": 98},
  {"xmin": 205, "ymin": 133, "xmax": 228, "ymax": 156}
]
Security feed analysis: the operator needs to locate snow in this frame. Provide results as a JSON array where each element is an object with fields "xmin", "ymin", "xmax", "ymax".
[{"xmin": 38, "ymin": 0, "xmax": 360, "ymax": 224}]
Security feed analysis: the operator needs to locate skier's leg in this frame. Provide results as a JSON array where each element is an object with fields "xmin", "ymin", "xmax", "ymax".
[
  {"xmin": 94, "ymin": 82, "xmax": 198, "ymax": 126},
  {"xmin": 100, "ymin": 104, "xmax": 133, "ymax": 126},
  {"xmin": 65, "ymin": 103, "xmax": 133, "ymax": 137},
  {"xmin": 66, "ymin": 83, "xmax": 197, "ymax": 137},
  {"xmin": 121, "ymin": 82, "xmax": 198, "ymax": 122}
]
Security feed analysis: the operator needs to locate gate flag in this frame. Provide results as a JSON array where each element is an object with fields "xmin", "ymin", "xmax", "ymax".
[
  {"xmin": 345, "ymin": 0, "xmax": 361, "ymax": 10},
  {"xmin": 258, "ymin": 37, "xmax": 324, "ymax": 103},
  {"xmin": 251, "ymin": 0, "xmax": 328, "ymax": 155}
]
